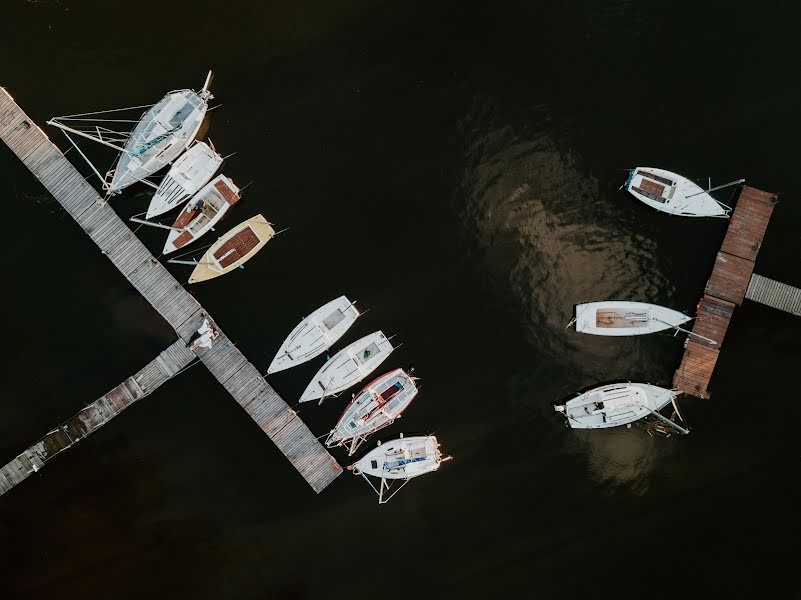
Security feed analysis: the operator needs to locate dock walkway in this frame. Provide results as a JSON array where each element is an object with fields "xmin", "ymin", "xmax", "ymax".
[
  {"xmin": 746, "ymin": 273, "xmax": 801, "ymax": 316},
  {"xmin": 0, "ymin": 87, "xmax": 341, "ymax": 494},
  {"xmin": 673, "ymin": 186, "xmax": 777, "ymax": 398},
  {"xmin": 0, "ymin": 341, "xmax": 194, "ymax": 495}
]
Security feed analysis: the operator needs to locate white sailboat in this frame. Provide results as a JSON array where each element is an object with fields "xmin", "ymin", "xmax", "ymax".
[
  {"xmin": 163, "ymin": 174, "xmax": 240, "ymax": 254},
  {"xmin": 267, "ymin": 296, "xmax": 360, "ymax": 375},
  {"xmin": 47, "ymin": 71, "xmax": 213, "ymax": 194},
  {"xmin": 299, "ymin": 331, "xmax": 394, "ymax": 403},
  {"xmin": 146, "ymin": 141, "xmax": 222, "ymax": 219},
  {"xmin": 349, "ymin": 435, "xmax": 450, "ymax": 504},
  {"xmin": 326, "ymin": 369, "xmax": 418, "ymax": 455},
  {"xmin": 623, "ymin": 167, "xmax": 743, "ymax": 217},
  {"xmin": 573, "ymin": 301, "xmax": 691, "ymax": 336},
  {"xmin": 554, "ymin": 383, "xmax": 685, "ymax": 431}
]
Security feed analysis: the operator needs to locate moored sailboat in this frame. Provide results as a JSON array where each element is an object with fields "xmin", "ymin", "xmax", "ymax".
[
  {"xmin": 146, "ymin": 141, "xmax": 223, "ymax": 219},
  {"xmin": 268, "ymin": 296, "xmax": 360, "ymax": 374},
  {"xmin": 48, "ymin": 71, "xmax": 214, "ymax": 194},
  {"xmin": 163, "ymin": 174, "xmax": 240, "ymax": 254},
  {"xmin": 349, "ymin": 434, "xmax": 450, "ymax": 504},
  {"xmin": 185, "ymin": 214, "xmax": 275, "ymax": 284},
  {"xmin": 623, "ymin": 167, "xmax": 743, "ymax": 218},
  {"xmin": 573, "ymin": 301, "xmax": 691, "ymax": 336},
  {"xmin": 554, "ymin": 382, "xmax": 686, "ymax": 431},
  {"xmin": 299, "ymin": 331, "xmax": 394, "ymax": 403},
  {"xmin": 326, "ymin": 368, "xmax": 418, "ymax": 455}
]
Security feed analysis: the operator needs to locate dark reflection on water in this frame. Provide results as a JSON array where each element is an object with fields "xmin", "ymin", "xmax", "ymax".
[{"xmin": 1, "ymin": 1, "xmax": 801, "ymax": 599}]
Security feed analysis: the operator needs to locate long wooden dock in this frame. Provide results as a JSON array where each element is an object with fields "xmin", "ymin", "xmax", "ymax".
[
  {"xmin": 0, "ymin": 87, "xmax": 342, "ymax": 493},
  {"xmin": 673, "ymin": 186, "xmax": 778, "ymax": 398},
  {"xmin": 0, "ymin": 340, "xmax": 195, "ymax": 495}
]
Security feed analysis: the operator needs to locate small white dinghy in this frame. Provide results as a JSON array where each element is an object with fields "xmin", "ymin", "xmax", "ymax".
[
  {"xmin": 299, "ymin": 331, "xmax": 394, "ymax": 403},
  {"xmin": 146, "ymin": 141, "xmax": 223, "ymax": 219},
  {"xmin": 163, "ymin": 174, "xmax": 240, "ymax": 254},
  {"xmin": 573, "ymin": 301, "xmax": 691, "ymax": 336},
  {"xmin": 267, "ymin": 296, "xmax": 360, "ymax": 374},
  {"xmin": 555, "ymin": 383, "xmax": 682, "ymax": 430},
  {"xmin": 349, "ymin": 434, "xmax": 451, "ymax": 504},
  {"xmin": 326, "ymin": 369, "xmax": 418, "ymax": 455},
  {"xmin": 624, "ymin": 167, "xmax": 741, "ymax": 217}
]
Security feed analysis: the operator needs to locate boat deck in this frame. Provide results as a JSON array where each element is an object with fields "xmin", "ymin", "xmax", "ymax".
[
  {"xmin": 0, "ymin": 87, "xmax": 342, "ymax": 494},
  {"xmin": 673, "ymin": 185, "xmax": 777, "ymax": 398}
]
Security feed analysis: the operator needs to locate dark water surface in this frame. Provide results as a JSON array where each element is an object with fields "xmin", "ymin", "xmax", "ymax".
[{"xmin": 1, "ymin": 1, "xmax": 800, "ymax": 598}]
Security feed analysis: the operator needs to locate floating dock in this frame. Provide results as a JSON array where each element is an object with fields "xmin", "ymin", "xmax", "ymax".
[
  {"xmin": 673, "ymin": 186, "xmax": 778, "ymax": 398},
  {"xmin": 0, "ymin": 341, "xmax": 194, "ymax": 495},
  {"xmin": 746, "ymin": 273, "xmax": 801, "ymax": 316},
  {"xmin": 0, "ymin": 87, "xmax": 342, "ymax": 494}
]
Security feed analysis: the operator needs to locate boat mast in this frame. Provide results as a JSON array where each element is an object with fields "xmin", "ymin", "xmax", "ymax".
[
  {"xmin": 686, "ymin": 178, "xmax": 745, "ymax": 198},
  {"xmin": 652, "ymin": 317, "xmax": 718, "ymax": 346},
  {"xmin": 642, "ymin": 405, "xmax": 690, "ymax": 435},
  {"xmin": 46, "ymin": 119, "xmax": 129, "ymax": 154},
  {"xmin": 129, "ymin": 216, "xmax": 182, "ymax": 231}
]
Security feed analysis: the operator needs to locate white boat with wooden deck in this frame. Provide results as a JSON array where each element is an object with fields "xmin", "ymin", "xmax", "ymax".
[
  {"xmin": 624, "ymin": 167, "xmax": 739, "ymax": 217},
  {"xmin": 163, "ymin": 174, "xmax": 240, "ymax": 254},
  {"xmin": 326, "ymin": 369, "xmax": 418, "ymax": 455},
  {"xmin": 187, "ymin": 214, "xmax": 275, "ymax": 284},
  {"xmin": 350, "ymin": 435, "xmax": 450, "ymax": 503},
  {"xmin": 573, "ymin": 301, "xmax": 691, "ymax": 336},
  {"xmin": 268, "ymin": 296, "xmax": 360, "ymax": 374},
  {"xmin": 299, "ymin": 331, "xmax": 394, "ymax": 403},
  {"xmin": 554, "ymin": 383, "xmax": 677, "ymax": 429},
  {"xmin": 146, "ymin": 141, "xmax": 222, "ymax": 219}
]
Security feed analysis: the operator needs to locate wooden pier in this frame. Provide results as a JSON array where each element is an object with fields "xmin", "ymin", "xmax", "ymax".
[
  {"xmin": 0, "ymin": 341, "xmax": 194, "ymax": 495},
  {"xmin": 0, "ymin": 87, "xmax": 342, "ymax": 494},
  {"xmin": 673, "ymin": 186, "xmax": 778, "ymax": 398}
]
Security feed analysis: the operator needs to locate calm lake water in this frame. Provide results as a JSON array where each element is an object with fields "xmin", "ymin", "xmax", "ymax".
[{"xmin": 1, "ymin": 1, "xmax": 800, "ymax": 598}]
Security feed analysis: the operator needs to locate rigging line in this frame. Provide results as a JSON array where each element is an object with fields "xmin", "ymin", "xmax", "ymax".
[
  {"xmin": 52, "ymin": 118, "xmax": 140, "ymax": 123},
  {"xmin": 170, "ymin": 241, "xmax": 216, "ymax": 260},
  {"xmin": 170, "ymin": 358, "xmax": 203, "ymax": 378},
  {"xmin": 54, "ymin": 103, "xmax": 154, "ymax": 118}
]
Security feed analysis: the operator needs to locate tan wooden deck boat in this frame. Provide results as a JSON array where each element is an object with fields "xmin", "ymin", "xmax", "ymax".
[{"xmin": 188, "ymin": 215, "xmax": 275, "ymax": 284}]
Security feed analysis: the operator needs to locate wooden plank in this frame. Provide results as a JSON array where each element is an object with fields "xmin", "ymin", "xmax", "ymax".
[
  {"xmin": 690, "ymin": 295, "xmax": 735, "ymax": 348},
  {"xmin": 705, "ymin": 252, "xmax": 754, "ymax": 305},
  {"xmin": 673, "ymin": 340, "xmax": 719, "ymax": 399},
  {"xmin": 721, "ymin": 186, "xmax": 776, "ymax": 261}
]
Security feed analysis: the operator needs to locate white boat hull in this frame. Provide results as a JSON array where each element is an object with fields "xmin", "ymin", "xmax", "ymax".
[
  {"xmin": 574, "ymin": 301, "xmax": 690, "ymax": 336},
  {"xmin": 268, "ymin": 296, "xmax": 360, "ymax": 374},
  {"xmin": 555, "ymin": 383, "xmax": 676, "ymax": 429},
  {"xmin": 299, "ymin": 331, "xmax": 394, "ymax": 402},
  {"xmin": 146, "ymin": 141, "xmax": 222, "ymax": 219},
  {"xmin": 110, "ymin": 89, "xmax": 209, "ymax": 193},
  {"xmin": 163, "ymin": 174, "xmax": 239, "ymax": 254},
  {"xmin": 327, "ymin": 369, "xmax": 418, "ymax": 451},
  {"xmin": 625, "ymin": 167, "xmax": 728, "ymax": 217},
  {"xmin": 351, "ymin": 436, "xmax": 443, "ymax": 480}
]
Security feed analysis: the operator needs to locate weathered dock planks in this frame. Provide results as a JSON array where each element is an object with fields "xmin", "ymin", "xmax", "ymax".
[
  {"xmin": 0, "ymin": 86, "xmax": 341, "ymax": 494},
  {"xmin": 0, "ymin": 340, "xmax": 195, "ymax": 497},
  {"xmin": 673, "ymin": 186, "xmax": 778, "ymax": 398},
  {"xmin": 746, "ymin": 273, "xmax": 801, "ymax": 316}
]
